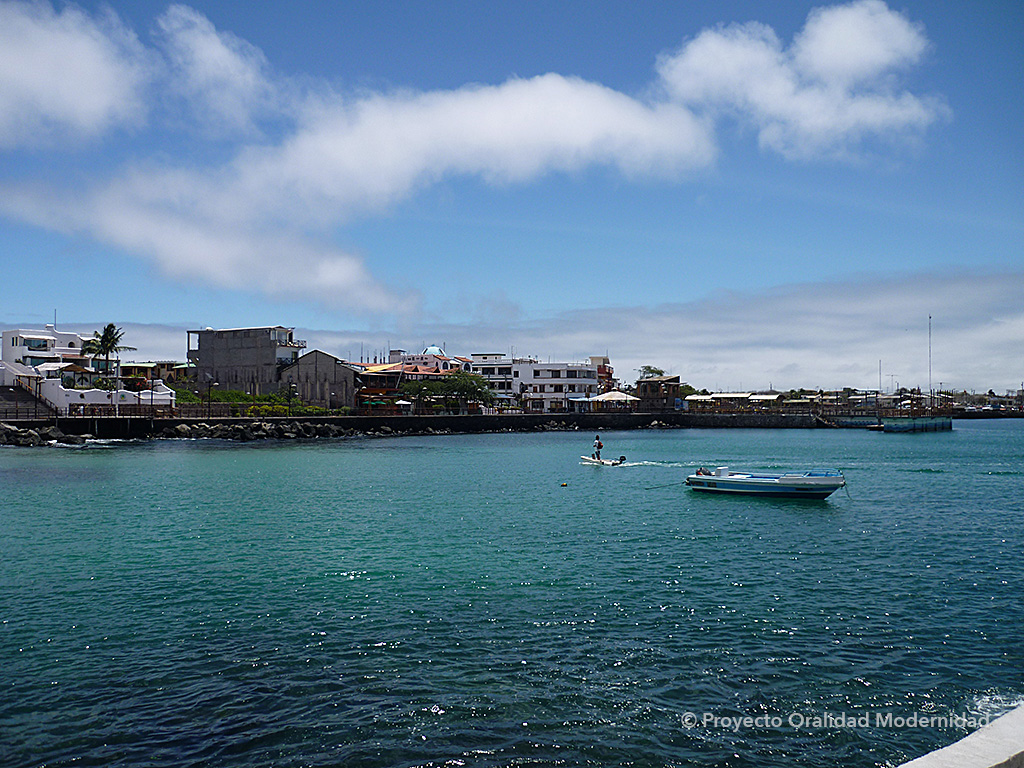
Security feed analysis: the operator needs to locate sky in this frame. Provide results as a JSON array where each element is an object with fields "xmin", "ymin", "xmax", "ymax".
[{"xmin": 1, "ymin": 0, "xmax": 1021, "ymax": 393}]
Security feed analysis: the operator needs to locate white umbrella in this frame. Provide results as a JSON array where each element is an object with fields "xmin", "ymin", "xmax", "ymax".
[{"xmin": 593, "ymin": 390, "xmax": 640, "ymax": 402}]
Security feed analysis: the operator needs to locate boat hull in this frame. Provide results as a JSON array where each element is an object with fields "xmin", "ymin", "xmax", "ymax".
[
  {"xmin": 685, "ymin": 470, "xmax": 845, "ymax": 499},
  {"xmin": 581, "ymin": 455, "xmax": 626, "ymax": 466}
]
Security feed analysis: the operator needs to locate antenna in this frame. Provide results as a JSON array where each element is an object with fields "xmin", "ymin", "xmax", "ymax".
[{"xmin": 928, "ymin": 315, "xmax": 933, "ymax": 408}]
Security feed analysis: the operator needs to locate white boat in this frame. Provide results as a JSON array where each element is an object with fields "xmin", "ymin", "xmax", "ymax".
[
  {"xmin": 685, "ymin": 466, "xmax": 845, "ymax": 499},
  {"xmin": 581, "ymin": 455, "xmax": 627, "ymax": 466}
]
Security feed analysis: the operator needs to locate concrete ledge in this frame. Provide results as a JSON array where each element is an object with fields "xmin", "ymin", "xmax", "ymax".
[{"xmin": 898, "ymin": 704, "xmax": 1024, "ymax": 768}]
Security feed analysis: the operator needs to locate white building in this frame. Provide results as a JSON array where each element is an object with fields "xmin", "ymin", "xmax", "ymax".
[
  {"xmin": 389, "ymin": 346, "xmax": 472, "ymax": 372},
  {"xmin": 469, "ymin": 353, "xmax": 602, "ymax": 411},
  {"xmin": 3, "ymin": 325, "xmax": 92, "ymax": 368},
  {"xmin": 1, "ymin": 325, "xmax": 175, "ymax": 413},
  {"xmin": 469, "ymin": 353, "xmax": 516, "ymax": 394},
  {"xmin": 515, "ymin": 359, "xmax": 600, "ymax": 413}
]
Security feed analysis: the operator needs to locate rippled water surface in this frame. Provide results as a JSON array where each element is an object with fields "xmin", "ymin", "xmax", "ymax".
[{"xmin": 2, "ymin": 421, "xmax": 1022, "ymax": 767}]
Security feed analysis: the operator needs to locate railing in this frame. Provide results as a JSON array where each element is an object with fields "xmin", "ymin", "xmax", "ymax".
[{"xmin": 682, "ymin": 403, "xmax": 954, "ymax": 418}]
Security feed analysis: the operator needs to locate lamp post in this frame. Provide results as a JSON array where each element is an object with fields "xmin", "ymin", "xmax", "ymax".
[
  {"xmin": 207, "ymin": 380, "xmax": 217, "ymax": 419},
  {"xmin": 288, "ymin": 379, "xmax": 296, "ymax": 416}
]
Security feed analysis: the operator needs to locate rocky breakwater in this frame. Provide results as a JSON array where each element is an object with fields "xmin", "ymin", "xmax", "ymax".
[
  {"xmin": 160, "ymin": 420, "xmax": 445, "ymax": 441},
  {"xmin": 0, "ymin": 422, "xmax": 88, "ymax": 446}
]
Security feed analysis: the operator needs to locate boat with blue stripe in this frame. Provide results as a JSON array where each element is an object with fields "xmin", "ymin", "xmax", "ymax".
[{"xmin": 685, "ymin": 466, "xmax": 846, "ymax": 499}]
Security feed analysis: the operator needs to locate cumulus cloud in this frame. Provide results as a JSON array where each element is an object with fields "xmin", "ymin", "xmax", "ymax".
[
  {"xmin": 657, "ymin": 0, "xmax": 945, "ymax": 158},
  {"xmin": 0, "ymin": 0, "xmax": 149, "ymax": 147},
  {"xmin": 154, "ymin": 4, "xmax": 281, "ymax": 136},
  {"xmin": 382, "ymin": 272, "xmax": 1023, "ymax": 393},
  {"xmin": 66, "ymin": 272, "xmax": 1020, "ymax": 393},
  {"xmin": 0, "ymin": 0, "xmax": 948, "ymax": 314}
]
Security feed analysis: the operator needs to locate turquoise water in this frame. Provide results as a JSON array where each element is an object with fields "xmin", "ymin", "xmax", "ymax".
[{"xmin": 2, "ymin": 421, "xmax": 1022, "ymax": 767}]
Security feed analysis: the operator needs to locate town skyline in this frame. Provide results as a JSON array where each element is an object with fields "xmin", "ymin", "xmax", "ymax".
[
  {"xmin": 5, "ymin": 316, "xmax": 1020, "ymax": 397},
  {"xmin": 2, "ymin": 1, "xmax": 1021, "ymax": 392}
]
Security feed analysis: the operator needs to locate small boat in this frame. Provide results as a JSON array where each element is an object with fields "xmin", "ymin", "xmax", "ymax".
[
  {"xmin": 581, "ymin": 455, "xmax": 627, "ymax": 466},
  {"xmin": 685, "ymin": 466, "xmax": 845, "ymax": 499}
]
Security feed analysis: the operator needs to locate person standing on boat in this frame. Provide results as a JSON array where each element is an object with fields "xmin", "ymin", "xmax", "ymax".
[{"xmin": 593, "ymin": 434, "xmax": 603, "ymax": 460}]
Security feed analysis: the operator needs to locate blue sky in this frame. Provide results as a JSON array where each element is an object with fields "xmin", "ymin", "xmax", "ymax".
[{"xmin": 1, "ymin": 0, "xmax": 1021, "ymax": 391}]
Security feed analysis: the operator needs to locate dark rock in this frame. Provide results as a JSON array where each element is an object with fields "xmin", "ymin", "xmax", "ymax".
[{"xmin": 12, "ymin": 429, "xmax": 42, "ymax": 447}]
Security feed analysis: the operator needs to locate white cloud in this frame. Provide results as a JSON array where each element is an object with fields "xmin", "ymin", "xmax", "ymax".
[
  {"xmin": 154, "ymin": 4, "xmax": 281, "ymax": 136},
  {"xmin": 53, "ymin": 273, "xmax": 1021, "ymax": 394},
  {"xmin": 0, "ymin": 0, "xmax": 149, "ymax": 148},
  {"xmin": 0, "ymin": 1, "xmax": 950, "ymax": 316},
  {"xmin": 387, "ymin": 272, "xmax": 1023, "ymax": 393},
  {"xmin": 228, "ymin": 75, "xmax": 715, "ymax": 227},
  {"xmin": 792, "ymin": 0, "xmax": 928, "ymax": 86},
  {"xmin": 657, "ymin": 0, "xmax": 945, "ymax": 158}
]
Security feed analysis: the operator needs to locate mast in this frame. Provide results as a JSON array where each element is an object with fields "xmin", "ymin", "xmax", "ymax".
[{"xmin": 928, "ymin": 315, "xmax": 933, "ymax": 409}]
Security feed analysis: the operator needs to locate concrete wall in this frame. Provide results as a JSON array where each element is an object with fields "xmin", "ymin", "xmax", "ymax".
[
  {"xmin": 898, "ymin": 704, "xmax": 1024, "ymax": 768},
  {"xmin": 7, "ymin": 410, "xmax": 824, "ymax": 439}
]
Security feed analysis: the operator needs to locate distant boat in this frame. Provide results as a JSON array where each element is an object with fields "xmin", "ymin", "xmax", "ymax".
[
  {"xmin": 685, "ymin": 466, "xmax": 845, "ymax": 499},
  {"xmin": 581, "ymin": 455, "xmax": 627, "ymax": 466}
]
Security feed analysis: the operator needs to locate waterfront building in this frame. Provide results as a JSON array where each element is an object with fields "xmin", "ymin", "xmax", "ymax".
[
  {"xmin": 389, "ymin": 346, "xmax": 472, "ymax": 372},
  {"xmin": 2, "ymin": 325, "xmax": 93, "ymax": 368},
  {"xmin": 514, "ymin": 359, "xmax": 600, "ymax": 413},
  {"xmin": 1, "ymin": 325, "xmax": 176, "ymax": 414},
  {"xmin": 186, "ymin": 326, "xmax": 306, "ymax": 395},
  {"xmin": 469, "ymin": 353, "xmax": 516, "ymax": 397},
  {"xmin": 636, "ymin": 375, "xmax": 682, "ymax": 412},
  {"xmin": 355, "ymin": 361, "xmax": 454, "ymax": 413},
  {"xmin": 590, "ymin": 356, "xmax": 618, "ymax": 392},
  {"xmin": 278, "ymin": 350, "xmax": 359, "ymax": 409}
]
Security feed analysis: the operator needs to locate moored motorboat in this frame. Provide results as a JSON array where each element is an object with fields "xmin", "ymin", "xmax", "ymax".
[{"xmin": 685, "ymin": 466, "xmax": 845, "ymax": 499}]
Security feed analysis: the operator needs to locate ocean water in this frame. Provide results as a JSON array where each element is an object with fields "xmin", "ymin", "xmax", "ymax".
[{"xmin": 1, "ymin": 420, "xmax": 1022, "ymax": 767}]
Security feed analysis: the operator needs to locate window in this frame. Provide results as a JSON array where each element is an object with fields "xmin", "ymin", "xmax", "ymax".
[
  {"xmin": 483, "ymin": 367, "xmax": 495, "ymax": 375},
  {"xmin": 499, "ymin": 367, "xmax": 511, "ymax": 375},
  {"xmin": 513, "ymin": 370, "xmax": 519, "ymax": 377},
  {"xmin": 553, "ymin": 384, "xmax": 563, "ymax": 392},
  {"xmin": 566, "ymin": 370, "xmax": 577, "ymax": 378},
  {"xmin": 550, "ymin": 370, "xmax": 561, "ymax": 378}
]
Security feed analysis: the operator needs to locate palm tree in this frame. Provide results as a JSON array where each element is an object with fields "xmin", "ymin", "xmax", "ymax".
[{"xmin": 83, "ymin": 323, "xmax": 136, "ymax": 381}]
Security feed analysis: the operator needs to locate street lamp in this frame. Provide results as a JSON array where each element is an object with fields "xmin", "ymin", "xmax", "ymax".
[
  {"xmin": 207, "ymin": 380, "xmax": 217, "ymax": 419},
  {"xmin": 288, "ymin": 379, "xmax": 297, "ymax": 416}
]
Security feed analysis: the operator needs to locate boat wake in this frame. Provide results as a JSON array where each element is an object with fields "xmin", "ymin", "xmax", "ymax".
[{"xmin": 629, "ymin": 460, "xmax": 691, "ymax": 468}]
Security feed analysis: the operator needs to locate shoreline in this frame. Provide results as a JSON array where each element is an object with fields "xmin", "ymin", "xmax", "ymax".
[{"xmin": 1, "ymin": 410, "xmax": 1017, "ymax": 446}]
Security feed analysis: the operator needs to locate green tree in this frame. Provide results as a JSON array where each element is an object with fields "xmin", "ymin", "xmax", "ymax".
[
  {"xmin": 401, "ymin": 371, "xmax": 495, "ymax": 412},
  {"xmin": 441, "ymin": 370, "xmax": 495, "ymax": 407},
  {"xmin": 636, "ymin": 365, "xmax": 665, "ymax": 380},
  {"xmin": 83, "ymin": 324, "xmax": 136, "ymax": 378}
]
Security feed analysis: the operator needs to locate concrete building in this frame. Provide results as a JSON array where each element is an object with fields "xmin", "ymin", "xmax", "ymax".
[
  {"xmin": 590, "ymin": 355, "xmax": 618, "ymax": 392},
  {"xmin": 515, "ymin": 360, "xmax": 600, "ymax": 413},
  {"xmin": 3, "ymin": 325, "xmax": 92, "ymax": 368},
  {"xmin": 278, "ymin": 350, "xmax": 358, "ymax": 409},
  {"xmin": 636, "ymin": 375, "xmax": 682, "ymax": 412},
  {"xmin": 186, "ymin": 326, "xmax": 306, "ymax": 395},
  {"xmin": 389, "ymin": 345, "xmax": 472, "ymax": 372},
  {"xmin": 469, "ymin": 353, "xmax": 516, "ymax": 395},
  {"xmin": 1, "ymin": 325, "xmax": 176, "ymax": 414}
]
